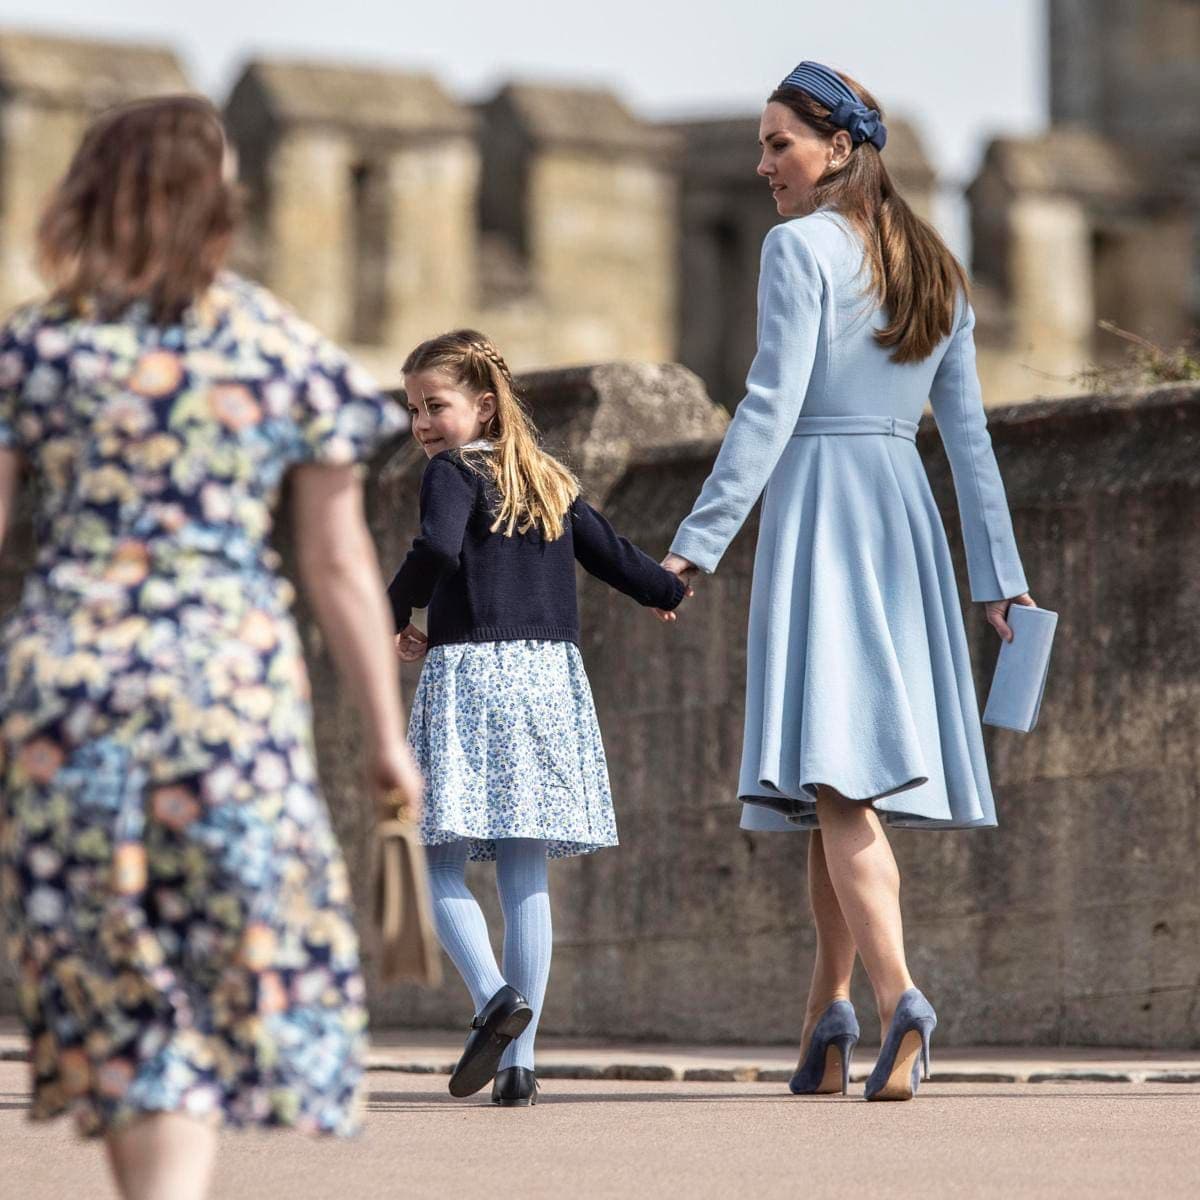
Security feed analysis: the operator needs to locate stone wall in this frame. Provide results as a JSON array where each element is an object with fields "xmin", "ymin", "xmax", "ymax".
[
  {"xmin": 0, "ymin": 34, "xmax": 686, "ymax": 381},
  {"xmin": 478, "ymin": 86, "xmax": 681, "ymax": 368},
  {"xmin": 972, "ymin": 1, "xmax": 1200, "ymax": 406},
  {"xmin": 1049, "ymin": 0, "xmax": 1200, "ymax": 160},
  {"xmin": 0, "ymin": 28, "xmax": 960, "ymax": 402},
  {"xmin": 1, "ymin": 368, "xmax": 1196, "ymax": 1049},
  {"xmin": 363, "ymin": 374, "xmax": 1200, "ymax": 1050},
  {"xmin": 967, "ymin": 130, "xmax": 1194, "ymax": 406},
  {"xmin": 5, "ymin": 23, "xmax": 1199, "ymax": 416},
  {"xmin": 223, "ymin": 62, "xmax": 481, "ymax": 356}
]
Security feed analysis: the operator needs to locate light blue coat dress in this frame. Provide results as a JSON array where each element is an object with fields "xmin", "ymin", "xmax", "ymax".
[{"xmin": 670, "ymin": 210, "xmax": 1028, "ymax": 832}]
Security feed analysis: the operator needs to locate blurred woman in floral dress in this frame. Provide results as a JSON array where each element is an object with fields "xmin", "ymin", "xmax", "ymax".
[{"xmin": 0, "ymin": 95, "xmax": 420, "ymax": 1199}]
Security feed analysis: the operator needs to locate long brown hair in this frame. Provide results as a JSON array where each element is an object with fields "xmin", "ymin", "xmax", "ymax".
[
  {"xmin": 37, "ymin": 95, "xmax": 237, "ymax": 324},
  {"xmin": 403, "ymin": 330, "xmax": 580, "ymax": 541},
  {"xmin": 769, "ymin": 73, "xmax": 966, "ymax": 363}
]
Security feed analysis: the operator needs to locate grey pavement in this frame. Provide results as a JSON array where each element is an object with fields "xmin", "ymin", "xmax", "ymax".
[{"xmin": 3, "ymin": 1062, "xmax": 1200, "ymax": 1200}]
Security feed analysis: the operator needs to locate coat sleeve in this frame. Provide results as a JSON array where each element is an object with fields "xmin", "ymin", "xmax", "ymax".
[
  {"xmin": 668, "ymin": 222, "xmax": 824, "ymax": 573},
  {"xmin": 928, "ymin": 301, "xmax": 1028, "ymax": 602},
  {"xmin": 572, "ymin": 500, "xmax": 687, "ymax": 610},
  {"xmin": 386, "ymin": 455, "xmax": 476, "ymax": 631}
]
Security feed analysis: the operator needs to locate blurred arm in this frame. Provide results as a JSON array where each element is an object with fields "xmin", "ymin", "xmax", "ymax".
[{"xmin": 292, "ymin": 464, "xmax": 406, "ymax": 759}]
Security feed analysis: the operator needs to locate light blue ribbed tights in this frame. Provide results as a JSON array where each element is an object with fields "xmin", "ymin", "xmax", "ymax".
[{"xmin": 424, "ymin": 837, "xmax": 552, "ymax": 1072}]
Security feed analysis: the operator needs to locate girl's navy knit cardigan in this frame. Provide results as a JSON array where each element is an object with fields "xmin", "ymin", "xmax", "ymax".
[{"xmin": 387, "ymin": 449, "xmax": 687, "ymax": 648}]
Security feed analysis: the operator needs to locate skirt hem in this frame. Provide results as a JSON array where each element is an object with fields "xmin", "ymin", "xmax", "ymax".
[
  {"xmin": 739, "ymin": 769, "xmax": 996, "ymax": 832},
  {"xmin": 421, "ymin": 825, "xmax": 618, "ymax": 862},
  {"xmin": 27, "ymin": 1096, "xmax": 362, "ymax": 1141}
]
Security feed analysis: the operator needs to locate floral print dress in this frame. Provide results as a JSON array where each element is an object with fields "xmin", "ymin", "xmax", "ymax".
[{"xmin": 0, "ymin": 274, "xmax": 405, "ymax": 1137}]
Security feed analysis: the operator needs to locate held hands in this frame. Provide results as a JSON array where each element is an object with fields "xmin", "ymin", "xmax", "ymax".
[
  {"xmin": 985, "ymin": 592, "xmax": 1036, "ymax": 643},
  {"xmin": 654, "ymin": 552, "xmax": 700, "ymax": 623},
  {"xmin": 394, "ymin": 624, "xmax": 429, "ymax": 662}
]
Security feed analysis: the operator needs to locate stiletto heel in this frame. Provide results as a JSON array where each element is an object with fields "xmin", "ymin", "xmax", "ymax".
[
  {"xmin": 836, "ymin": 1035, "xmax": 854, "ymax": 1096},
  {"xmin": 788, "ymin": 1000, "xmax": 860, "ymax": 1096},
  {"xmin": 864, "ymin": 988, "xmax": 937, "ymax": 1102}
]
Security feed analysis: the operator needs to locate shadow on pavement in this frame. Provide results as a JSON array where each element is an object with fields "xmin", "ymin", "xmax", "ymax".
[
  {"xmin": 367, "ymin": 1086, "xmax": 1200, "ymax": 1109},
  {"xmin": 366, "ymin": 1089, "xmax": 801, "ymax": 1108}
]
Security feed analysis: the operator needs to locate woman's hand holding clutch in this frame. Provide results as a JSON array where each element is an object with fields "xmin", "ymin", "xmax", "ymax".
[{"xmin": 984, "ymin": 592, "xmax": 1036, "ymax": 642}]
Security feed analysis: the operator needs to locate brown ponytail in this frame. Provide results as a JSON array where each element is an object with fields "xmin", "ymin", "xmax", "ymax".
[{"xmin": 768, "ymin": 73, "xmax": 967, "ymax": 363}]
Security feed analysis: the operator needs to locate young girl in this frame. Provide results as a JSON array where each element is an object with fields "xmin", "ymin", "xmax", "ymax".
[{"xmin": 388, "ymin": 329, "xmax": 686, "ymax": 1106}]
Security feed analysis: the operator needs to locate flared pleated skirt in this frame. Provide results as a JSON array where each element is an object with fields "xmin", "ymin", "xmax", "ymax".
[
  {"xmin": 408, "ymin": 640, "xmax": 618, "ymax": 860},
  {"xmin": 738, "ymin": 426, "xmax": 997, "ymax": 832}
]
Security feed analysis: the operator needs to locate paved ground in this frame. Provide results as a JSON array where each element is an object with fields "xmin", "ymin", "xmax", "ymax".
[
  {"xmin": 4, "ymin": 1021, "xmax": 1200, "ymax": 1197},
  {"xmin": 3, "ymin": 1062, "xmax": 1200, "ymax": 1199},
  {"xmin": 11, "ymin": 1021, "xmax": 1195, "ymax": 1085},
  {"xmin": 360, "ymin": 1027, "xmax": 1200, "ymax": 1084}
]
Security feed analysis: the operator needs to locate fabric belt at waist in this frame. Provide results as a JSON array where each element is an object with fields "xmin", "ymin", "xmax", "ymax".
[{"xmin": 790, "ymin": 415, "xmax": 919, "ymax": 442}]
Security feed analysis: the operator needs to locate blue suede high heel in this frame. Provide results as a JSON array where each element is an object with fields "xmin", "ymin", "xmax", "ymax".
[
  {"xmin": 789, "ymin": 1000, "xmax": 860, "ymax": 1096},
  {"xmin": 864, "ymin": 988, "xmax": 936, "ymax": 1101}
]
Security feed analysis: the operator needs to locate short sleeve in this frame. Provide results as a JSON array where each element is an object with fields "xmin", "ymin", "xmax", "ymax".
[
  {"xmin": 292, "ymin": 338, "xmax": 408, "ymax": 467},
  {"xmin": 0, "ymin": 304, "xmax": 49, "ymax": 454}
]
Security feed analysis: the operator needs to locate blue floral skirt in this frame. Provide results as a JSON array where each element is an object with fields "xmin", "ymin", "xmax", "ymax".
[{"xmin": 408, "ymin": 640, "xmax": 618, "ymax": 862}]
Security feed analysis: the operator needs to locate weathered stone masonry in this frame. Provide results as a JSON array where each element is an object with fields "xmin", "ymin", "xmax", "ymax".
[
  {"xmin": 364, "ymin": 375, "xmax": 1200, "ymax": 1050},
  {"xmin": 5, "ymin": 368, "xmax": 1193, "ymax": 1049}
]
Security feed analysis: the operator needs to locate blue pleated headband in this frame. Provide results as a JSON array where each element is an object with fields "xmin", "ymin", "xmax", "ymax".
[{"xmin": 777, "ymin": 61, "xmax": 887, "ymax": 152}]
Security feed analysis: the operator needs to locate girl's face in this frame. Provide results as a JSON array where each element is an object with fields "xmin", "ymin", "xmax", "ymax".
[
  {"xmin": 404, "ymin": 368, "xmax": 497, "ymax": 458},
  {"xmin": 756, "ymin": 101, "xmax": 851, "ymax": 217}
]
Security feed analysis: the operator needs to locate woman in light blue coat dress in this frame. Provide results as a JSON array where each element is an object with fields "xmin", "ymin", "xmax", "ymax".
[{"xmin": 663, "ymin": 63, "xmax": 1037, "ymax": 1101}]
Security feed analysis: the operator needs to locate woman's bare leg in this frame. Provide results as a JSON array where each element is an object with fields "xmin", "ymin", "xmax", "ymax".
[
  {"xmin": 814, "ymin": 787, "xmax": 915, "ymax": 1029},
  {"xmin": 799, "ymin": 830, "xmax": 857, "ymax": 1056},
  {"xmin": 105, "ymin": 1114, "xmax": 218, "ymax": 1200}
]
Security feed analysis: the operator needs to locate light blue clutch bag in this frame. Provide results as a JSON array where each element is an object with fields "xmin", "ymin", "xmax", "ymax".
[{"xmin": 982, "ymin": 605, "xmax": 1058, "ymax": 733}]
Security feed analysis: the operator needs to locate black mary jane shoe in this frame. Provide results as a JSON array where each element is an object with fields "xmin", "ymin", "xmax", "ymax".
[
  {"xmin": 448, "ymin": 985, "xmax": 533, "ymax": 1098},
  {"xmin": 492, "ymin": 1066, "xmax": 539, "ymax": 1107}
]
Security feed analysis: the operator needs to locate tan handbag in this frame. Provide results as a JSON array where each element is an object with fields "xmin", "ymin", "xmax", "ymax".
[{"xmin": 371, "ymin": 789, "xmax": 443, "ymax": 987}]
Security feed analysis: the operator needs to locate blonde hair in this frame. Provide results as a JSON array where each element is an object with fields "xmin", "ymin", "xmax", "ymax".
[{"xmin": 402, "ymin": 330, "xmax": 580, "ymax": 541}]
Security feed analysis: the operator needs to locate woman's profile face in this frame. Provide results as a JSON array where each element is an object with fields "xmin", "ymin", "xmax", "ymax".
[{"xmin": 756, "ymin": 101, "xmax": 848, "ymax": 217}]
